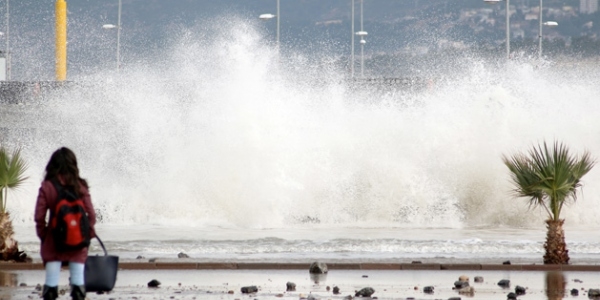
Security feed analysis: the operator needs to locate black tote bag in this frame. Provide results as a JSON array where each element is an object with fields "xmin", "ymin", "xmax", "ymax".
[{"xmin": 84, "ymin": 236, "xmax": 119, "ymax": 292}]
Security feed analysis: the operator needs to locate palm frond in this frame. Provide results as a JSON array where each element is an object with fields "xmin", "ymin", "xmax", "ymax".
[
  {"xmin": 502, "ymin": 152, "xmax": 547, "ymax": 211},
  {"xmin": 4, "ymin": 148, "xmax": 28, "ymax": 190},
  {"xmin": 0, "ymin": 146, "xmax": 29, "ymax": 213},
  {"xmin": 503, "ymin": 141, "xmax": 595, "ymax": 221}
]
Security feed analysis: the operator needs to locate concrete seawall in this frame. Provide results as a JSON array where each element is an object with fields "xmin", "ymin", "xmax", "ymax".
[{"xmin": 1, "ymin": 262, "xmax": 600, "ymax": 271}]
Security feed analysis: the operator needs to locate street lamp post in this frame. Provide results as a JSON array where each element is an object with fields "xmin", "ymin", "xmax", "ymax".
[
  {"xmin": 102, "ymin": 0, "xmax": 122, "ymax": 71},
  {"xmin": 504, "ymin": 0, "xmax": 509, "ymax": 59},
  {"xmin": 540, "ymin": 20, "xmax": 558, "ymax": 59},
  {"xmin": 276, "ymin": 0, "xmax": 280, "ymax": 47},
  {"xmin": 117, "ymin": 0, "xmax": 121, "ymax": 71},
  {"xmin": 351, "ymin": 0, "xmax": 355, "ymax": 78},
  {"xmin": 5, "ymin": 0, "xmax": 10, "ymax": 80},
  {"xmin": 539, "ymin": 0, "xmax": 542, "ymax": 59},
  {"xmin": 484, "ymin": 0, "xmax": 510, "ymax": 60},
  {"xmin": 538, "ymin": 0, "xmax": 558, "ymax": 59},
  {"xmin": 359, "ymin": 0, "xmax": 365, "ymax": 77},
  {"xmin": 356, "ymin": 32, "xmax": 367, "ymax": 78},
  {"xmin": 259, "ymin": 0, "xmax": 280, "ymax": 48},
  {"xmin": 5, "ymin": 0, "xmax": 9, "ymax": 80}
]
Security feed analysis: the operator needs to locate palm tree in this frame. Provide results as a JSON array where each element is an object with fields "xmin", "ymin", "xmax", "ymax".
[
  {"xmin": 0, "ymin": 146, "xmax": 29, "ymax": 262},
  {"xmin": 502, "ymin": 141, "xmax": 595, "ymax": 264}
]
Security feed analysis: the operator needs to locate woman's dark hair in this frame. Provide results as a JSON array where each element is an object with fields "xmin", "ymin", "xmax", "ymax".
[{"xmin": 44, "ymin": 147, "xmax": 88, "ymax": 196}]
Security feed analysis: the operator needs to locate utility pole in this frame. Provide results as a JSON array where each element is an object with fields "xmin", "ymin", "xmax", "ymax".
[{"xmin": 55, "ymin": 0, "xmax": 67, "ymax": 81}]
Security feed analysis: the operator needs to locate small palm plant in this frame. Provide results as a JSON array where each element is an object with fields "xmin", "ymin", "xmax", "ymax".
[
  {"xmin": 0, "ymin": 146, "xmax": 29, "ymax": 261},
  {"xmin": 502, "ymin": 141, "xmax": 595, "ymax": 264}
]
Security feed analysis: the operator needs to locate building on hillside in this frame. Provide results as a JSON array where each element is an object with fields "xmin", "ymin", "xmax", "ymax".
[{"xmin": 580, "ymin": 0, "xmax": 599, "ymax": 14}]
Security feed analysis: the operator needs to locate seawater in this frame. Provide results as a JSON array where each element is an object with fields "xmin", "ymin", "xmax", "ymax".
[{"xmin": 3, "ymin": 19, "xmax": 600, "ymax": 264}]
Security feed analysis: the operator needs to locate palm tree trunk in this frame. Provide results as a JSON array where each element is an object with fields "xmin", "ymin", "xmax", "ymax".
[
  {"xmin": 0, "ymin": 212, "xmax": 28, "ymax": 262},
  {"xmin": 543, "ymin": 219, "xmax": 569, "ymax": 264}
]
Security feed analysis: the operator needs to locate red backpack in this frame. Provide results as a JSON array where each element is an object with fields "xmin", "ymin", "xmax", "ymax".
[{"xmin": 51, "ymin": 181, "xmax": 91, "ymax": 251}]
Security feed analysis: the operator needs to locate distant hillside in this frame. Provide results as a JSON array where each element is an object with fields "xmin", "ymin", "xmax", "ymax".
[{"xmin": 4, "ymin": 0, "xmax": 599, "ymax": 80}]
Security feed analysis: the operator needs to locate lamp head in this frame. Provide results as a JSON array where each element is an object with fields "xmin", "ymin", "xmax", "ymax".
[{"xmin": 259, "ymin": 14, "xmax": 276, "ymax": 20}]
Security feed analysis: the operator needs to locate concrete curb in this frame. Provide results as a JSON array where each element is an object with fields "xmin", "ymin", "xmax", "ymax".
[{"xmin": 2, "ymin": 262, "xmax": 600, "ymax": 271}]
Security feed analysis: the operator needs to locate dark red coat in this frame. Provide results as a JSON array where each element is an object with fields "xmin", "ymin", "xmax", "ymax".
[{"xmin": 34, "ymin": 180, "xmax": 97, "ymax": 264}]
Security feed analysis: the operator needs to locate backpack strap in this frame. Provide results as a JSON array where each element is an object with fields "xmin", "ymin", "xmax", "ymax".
[
  {"xmin": 51, "ymin": 179, "xmax": 63, "ymax": 195},
  {"xmin": 51, "ymin": 179, "xmax": 78, "ymax": 202}
]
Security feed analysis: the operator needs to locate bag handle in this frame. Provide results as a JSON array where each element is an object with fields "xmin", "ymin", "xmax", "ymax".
[{"xmin": 92, "ymin": 236, "xmax": 108, "ymax": 256}]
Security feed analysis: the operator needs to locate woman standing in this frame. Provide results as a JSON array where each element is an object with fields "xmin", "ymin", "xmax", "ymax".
[{"xmin": 34, "ymin": 147, "xmax": 96, "ymax": 300}]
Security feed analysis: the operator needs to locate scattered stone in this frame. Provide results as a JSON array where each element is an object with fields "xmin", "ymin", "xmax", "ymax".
[
  {"xmin": 458, "ymin": 275, "xmax": 469, "ymax": 282},
  {"xmin": 588, "ymin": 289, "xmax": 600, "ymax": 298},
  {"xmin": 35, "ymin": 284, "xmax": 42, "ymax": 291},
  {"xmin": 148, "ymin": 258, "xmax": 157, "ymax": 263},
  {"xmin": 307, "ymin": 294, "xmax": 317, "ymax": 300},
  {"xmin": 286, "ymin": 282, "xmax": 296, "ymax": 292},
  {"xmin": 241, "ymin": 286, "xmax": 258, "ymax": 294},
  {"xmin": 414, "ymin": 286, "xmax": 418, "ymax": 290},
  {"xmin": 58, "ymin": 288, "xmax": 67, "ymax": 295},
  {"xmin": 343, "ymin": 295, "xmax": 353, "ymax": 300},
  {"xmin": 19, "ymin": 283, "xmax": 27, "ymax": 287},
  {"xmin": 326, "ymin": 286, "xmax": 331, "ymax": 291},
  {"xmin": 355, "ymin": 287, "xmax": 375, "ymax": 297},
  {"xmin": 498, "ymin": 279, "xmax": 510, "ymax": 288},
  {"xmin": 423, "ymin": 286, "xmax": 434, "ymax": 294},
  {"xmin": 276, "ymin": 294, "xmax": 284, "ymax": 297},
  {"xmin": 177, "ymin": 252, "xmax": 189, "ymax": 258},
  {"xmin": 507, "ymin": 292, "xmax": 517, "ymax": 300},
  {"xmin": 503, "ymin": 261, "xmax": 511, "ymax": 265},
  {"xmin": 448, "ymin": 297, "xmax": 461, "ymax": 300},
  {"xmin": 136, "ymin": 255, "xmax": 145, "ymax": 259},
  {"xmin": 474, "ymin": 276, "xmax": 484, "ymax": 283},
  {"xmin": 309, "ymin": 262, "xmax": 328, "ymax": 274},
  {"xmin": 407, "ymin": 298, "xmax": 415, "ymax": 300},
  {"xmin": 454, "ymin": 281, "xmax": 469, "ymax": 289},
  {"xmin": 333, "ymin": 286, "xmax": 340, "ymax": 294},
  {"xmin": 458, "ymin": 286, "xmax": 474, "ymax": 296},
  {"xmin": 362, "ymin": 275, "xmax": 368, "ymax": 278},
  {"xmin": 571, "ymin": 289, "xmax": 579, "ymax": 296},
  {"xmin": 574, "ymin": 279, "xmax": 583, "ymax": 283},
  {"xmin": 515, "ymin": 285, "xmax": 526, "ymax": 295},
  {"xmin": 411, "ymin": 261, "xmax": 422, "ymax": 264},
  {"xmin": 148, "ymin": 279, "xmax": 161, "ymax": 288},
  {"xmin": 227, "ymin": 290, "xmax": 234, "ymax": 294}
]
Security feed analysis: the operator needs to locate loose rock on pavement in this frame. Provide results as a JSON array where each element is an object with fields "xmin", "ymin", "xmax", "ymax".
[{"xmin": 355, "ymin": 287, "xmax": 375, "ymax": 297}]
